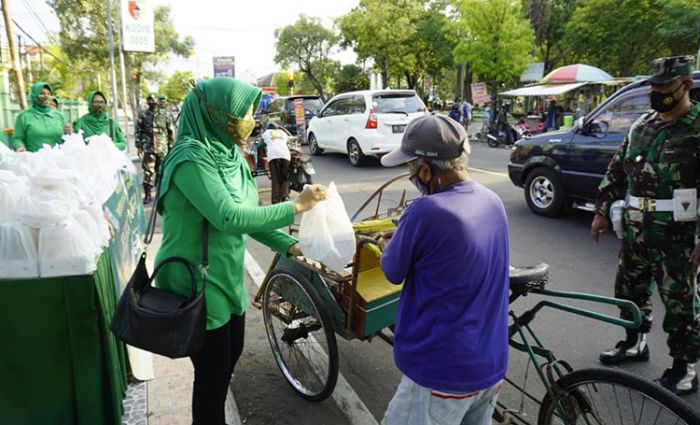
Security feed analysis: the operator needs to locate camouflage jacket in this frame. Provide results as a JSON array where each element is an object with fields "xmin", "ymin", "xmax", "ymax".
[
  {"xmin": 596, "ymin": 100, "xmax": 700, "ymax": 227},
  {"xmin": 136, "ymin": 108, "xmax": 174, "ymax": 147}
]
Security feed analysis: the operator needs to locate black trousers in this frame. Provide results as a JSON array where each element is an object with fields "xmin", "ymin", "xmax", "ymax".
[
  {"xmin": 190, "ymin": 313, "xmax": 245, "ymax": 425},
  {"xmin": 269, "ymin": 158, "xmax": 290, "ymax": 204}
]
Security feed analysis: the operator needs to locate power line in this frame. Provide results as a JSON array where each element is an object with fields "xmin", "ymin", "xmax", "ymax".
[
  {"xmin": 2, "ymin": 10, "xmax": 90, "ymax": 73},
  {"xmin": 20, "ymin": 0, "xmax": 50, "ymax": 36}
]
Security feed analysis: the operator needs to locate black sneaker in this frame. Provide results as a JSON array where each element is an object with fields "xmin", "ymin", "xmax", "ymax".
[
  {"xmin": 655, "ymin": 361, "xmax": 698, "ymax": 396},
  {"xmin": 143, "ymin": 192, "xmax": 152, "ymax": 205},
  {"xmin": 599, "ymin": 333, "xmax": 649, "ymax": 365}
]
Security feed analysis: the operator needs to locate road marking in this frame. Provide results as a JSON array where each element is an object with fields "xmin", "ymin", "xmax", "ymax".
[
  {"xmin": 244, "ymin": 250, "xmax": 379, "ymax": 425},
  {"xmin": 469, "ymin": 166, "xmax": 509, "ymax": 178}
]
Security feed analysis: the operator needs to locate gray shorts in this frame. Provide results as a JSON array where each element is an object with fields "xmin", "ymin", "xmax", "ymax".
[{"xmin": 382, "ymin": 375, "xmax": 502, "ymax": 425}]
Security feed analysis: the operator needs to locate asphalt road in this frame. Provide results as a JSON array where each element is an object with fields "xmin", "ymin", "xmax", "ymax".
[{"xmin": 234, "ymin": 140, "xmax": 700, "ymax": 424}]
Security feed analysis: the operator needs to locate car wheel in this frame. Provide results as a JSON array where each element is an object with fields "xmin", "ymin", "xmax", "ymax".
[
  {"xmin": 308, "ymin": 133, "xmax": 323, "ymax": 155},
  {"xmin": 347, "ymin": 139, "xmax": 366, "ymax": 167},
  {"xmin": 524, "ymin": 167, "xmax": 566, "ymax": 217}
]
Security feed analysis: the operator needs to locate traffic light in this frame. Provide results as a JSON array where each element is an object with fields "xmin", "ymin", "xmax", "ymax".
[{"xmin": 288, "ymin": 78, "xmax": 294, "ymax": 89}]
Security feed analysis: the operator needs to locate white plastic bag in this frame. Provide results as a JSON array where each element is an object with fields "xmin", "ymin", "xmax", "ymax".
[
  {"xmin": 38, "ymin": 215, "xmax": 99, "ymax": 277},
  {"xmin": 298, "ymin": 182, "xmax": 355, "ymax": 272},
  {"xmin": 19, "ymin": 171, "xmax": 73, "ymax": 228},
  {"xmin": 0, "ymin": 170, "xmax": 27, "ymax": 223},
  {"xmin": 0, "ymin": 222, "xmax": 39, "ymax": 278}
]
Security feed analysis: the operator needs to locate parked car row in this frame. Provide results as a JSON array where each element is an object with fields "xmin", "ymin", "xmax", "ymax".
[{"xmin": 508, "ymin": 71, "xmax": 700, "ymax": 217}]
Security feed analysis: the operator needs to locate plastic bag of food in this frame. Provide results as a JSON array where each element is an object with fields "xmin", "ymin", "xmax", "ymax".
[
  {"xmin": 298, "ymin": 182, "xmax": 356, "ymax": 272},
  {"xmin": 0, "ymin": 222, "xmax": 39, "ymax": 278},
  {"xmin": 19, "ymin": 171, "xmax": 73, "ymax": 228},
  {"xmin": 38, "ymin": 215, "xmax": 99, "ymax": 277},
  {"xmin": 0, "ymin": 170, "xmax": 27, "ymax": 223}
]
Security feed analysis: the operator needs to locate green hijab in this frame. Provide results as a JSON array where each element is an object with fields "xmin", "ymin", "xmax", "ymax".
[
  {"xmin": 158, "ymin": 77, "xmax": 262, "ymax": 212},
  {"xmin": 77, "ymin": 91, "xmax": 110, "ymax": 134},
  {"xmin": 29, "ymin": 82, "xmax": 53, "ymax": 115}
]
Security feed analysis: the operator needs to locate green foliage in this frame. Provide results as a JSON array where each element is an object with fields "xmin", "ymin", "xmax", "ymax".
[
  {"xmin": 656, "ymin": 0, "xmax": 700, "ymax": 57},
  {"xmin": 562, "ymin": 0, "xmax": 668, "ymax": 76},
  {"xmin": 159, "ymin": 71, "xmax": 196, "ymax": 104},
  {"xmin": 274, "ymin": 15, "xmax": 339, "ymax": 101},
  {"xmin": 333, "ymin": 65, "xmax": 370, "ymax": 94},
  {"xmin": 453, "ymin": 0, "xmax": 535, "ymax": 85},
  {"xmin": 47, "ymin": 1, "xmax": 193, "ymax": 101},
  {"xmin": 524, "ymin": 0, "xmax": 583, "ymax": 73},
  {"xmin": 274, "ymin": 71, "xmax": 318, "ymax": 96}
]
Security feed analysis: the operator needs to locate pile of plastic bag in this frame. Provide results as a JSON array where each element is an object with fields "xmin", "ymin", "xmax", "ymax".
[{"xmin": 0, "ymin": 133, "xmax": 134, "ymax": 278}]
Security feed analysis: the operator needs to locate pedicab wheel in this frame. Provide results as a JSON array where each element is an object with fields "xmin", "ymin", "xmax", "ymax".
[
  {"xmin": 537, "ymin": 368, "xmax": 700, "ymax": 425},
  {"xmin": 262, "ymin": 267, "xmax": 339, "ymax": 401}
]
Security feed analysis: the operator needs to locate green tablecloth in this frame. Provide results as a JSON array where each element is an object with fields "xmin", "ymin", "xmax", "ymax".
[{"xmin": 0, "ymin": 250, "xmax": 127, "ymax": 425}]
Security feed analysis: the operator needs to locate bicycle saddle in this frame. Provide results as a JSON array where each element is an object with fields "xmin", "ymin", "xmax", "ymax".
[{"xmin": 509, "ymin": 263, "xmax": 550, "ymax": 287}]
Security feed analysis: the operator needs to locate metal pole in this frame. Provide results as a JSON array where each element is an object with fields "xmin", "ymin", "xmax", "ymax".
[
  {"xmin": 1, "ymin": 0, "xmax": 27, "ymax": 109},
  {"xmin": 106, "ymin": 0, "xmax": 119, "ymax": 123},
  {"xmin": 116, "ymin": 0, "xmax": 131, "ymax": 153}
]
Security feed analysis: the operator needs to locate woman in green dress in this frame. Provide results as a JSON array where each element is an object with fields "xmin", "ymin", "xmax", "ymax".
[
  {"xmin": 155, "ymin": 77, "xmax": 326, "ymax": 424},
  {"xmin": 13, "ymin": 82, "xmax": 71, "ymax": 152},
  {"xmin": 73, "ymin": 91, "xmax": 126, "ymax": 150}
]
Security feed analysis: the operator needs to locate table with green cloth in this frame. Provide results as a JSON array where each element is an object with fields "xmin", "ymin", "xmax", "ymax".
[{"xmin": 0, "ymin": 249, "xmax": 128, "ymax": 425}]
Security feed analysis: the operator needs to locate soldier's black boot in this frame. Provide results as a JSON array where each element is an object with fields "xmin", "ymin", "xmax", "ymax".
[
  {"xmin": 655, "ymin": 360, "xmax": 698, "ymax": 395},
  {"xmin": 143, "ymin": 186, "xmax": 152, "ymax": 205},
  {"xmin": 599, "ymin": 330, "xmax": 649, "ymax": 365}
]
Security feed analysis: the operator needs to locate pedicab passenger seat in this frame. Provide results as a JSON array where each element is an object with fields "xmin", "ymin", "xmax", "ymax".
[{"xmin": 509, "ymin": 263, "xmax": 549, "ymax": 292}]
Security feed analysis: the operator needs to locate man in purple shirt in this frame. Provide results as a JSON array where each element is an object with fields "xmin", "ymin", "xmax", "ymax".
[{"xmin": 379, "ymin": 114, "xmax": 510, "ymax": 425}]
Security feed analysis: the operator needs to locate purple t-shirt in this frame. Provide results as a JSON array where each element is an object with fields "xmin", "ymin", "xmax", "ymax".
[{"xmin": 381, "ymin": 180, "xmax": 509, "ymax": 393}]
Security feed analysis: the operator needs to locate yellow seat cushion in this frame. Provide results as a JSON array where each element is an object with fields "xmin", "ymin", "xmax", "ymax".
[{"xmin": 355, "ymin": 266, "xmax": 402, "ymax": 304}]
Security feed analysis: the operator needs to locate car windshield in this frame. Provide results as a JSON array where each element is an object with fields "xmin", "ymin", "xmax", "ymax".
[
  {"xmin": 372, "ymin": 94, "xmax": 424, "ymax": 114},
  {"xmin": 303, "ymin": 98, "xmax": 324, "ymax": 113}
]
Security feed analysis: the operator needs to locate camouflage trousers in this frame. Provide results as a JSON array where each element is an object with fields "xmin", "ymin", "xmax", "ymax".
[
  {"xmin": 615, "ymin": 209, "xmax": 700, "ymax": 363},
  {"xmin": 142, "ymin": 150, "xmax": 166, "ymax": 191}
]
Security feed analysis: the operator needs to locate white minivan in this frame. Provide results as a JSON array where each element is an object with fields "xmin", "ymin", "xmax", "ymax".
[{"xmin": 306, "ymin": 89, "xmax": 428, "ymax": 166}]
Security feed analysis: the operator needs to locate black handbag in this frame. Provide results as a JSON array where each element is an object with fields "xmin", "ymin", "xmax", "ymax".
[{"xmin": 110, "ymin": 170, "xmax": 209, "ymax": 358}]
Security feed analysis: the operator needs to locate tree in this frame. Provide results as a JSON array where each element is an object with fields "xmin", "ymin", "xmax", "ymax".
[
  {"xmin": 337, "ymin": 0, "xmax": 423, "ymax": 89},
  {"xmin": 656, "ymin": 0, "xmax": 700, "ymax": 57},
  {"xmin": 453, "ymin": 0, "xmax": 535, "ymax": 108},
  {"xmin": 333, "ymin": 65, "xmax": 369, "ymax": 94},
  {"xmin": 524, "ymin": 0, "xmax": 583, "ymax": 73},
  {"xmin": 561, "ymin": 0, "xmax": 668, "ymax": 76},
  {"xmin": 274, "ymin": 15, "xmax": 338, "ymax": 101},
  {"xmin": 49, "ymin": 1, "xmax": 193, "ymax": 114},
  {"xmin": 274, "ymin": 70, "xmax": 317, "ymax": 96},
  {"xmin": 159, "ymin": 71, "xmax": 195, "ymax": 104}
]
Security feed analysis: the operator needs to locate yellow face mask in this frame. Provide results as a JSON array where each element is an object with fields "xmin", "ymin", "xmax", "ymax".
[{"xmin": 194, "ymin": 89, "xmax": 256, "ymax": 146}]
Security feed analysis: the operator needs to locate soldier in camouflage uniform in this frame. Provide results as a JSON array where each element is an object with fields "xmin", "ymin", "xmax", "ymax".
[
  {"xmin": 136, "ymin": 93, "xmax": 174, "ymax": 204},
  {"xmin": 592, "ymin": 56, "xmax": 700, "ymax": 395}
]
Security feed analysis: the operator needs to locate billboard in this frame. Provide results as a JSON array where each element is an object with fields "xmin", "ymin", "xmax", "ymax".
[
  {"xmin": 470, "ymin": 82, "xmax": 491, "ymax": 105},
  {"xmin": 213, "ymin": 56, "xmax": 236, "ymax": 78},
  {"xmin": 121, "ymin": 0, "xmax": 155, "ymax": 52}
]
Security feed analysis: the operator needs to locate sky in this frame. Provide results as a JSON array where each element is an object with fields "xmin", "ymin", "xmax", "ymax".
[{"xmin": 9, "ymin": 0, "xmax": 359, "ymax": 85}]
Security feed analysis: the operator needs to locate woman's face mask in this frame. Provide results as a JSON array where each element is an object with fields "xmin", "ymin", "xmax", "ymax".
[
  {"xmin": 37, "ymin": 88, "xmax": 52, "ymax": 107},
  {"xmin": 91, "ymin": 96, "xmax": 107, "ymax": 115},
  {"xmin": 196, "ymin": 88, "xmax": 256, "ymax": 146}
]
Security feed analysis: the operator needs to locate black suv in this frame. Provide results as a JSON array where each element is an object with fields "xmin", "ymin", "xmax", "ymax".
[
  {"xmin": 259, "ymin": 95, "xmax": 324, "ymax": 136},
  {"xmin": 508, "ymin": 72, "xmax": 700, "ymax": 217}
]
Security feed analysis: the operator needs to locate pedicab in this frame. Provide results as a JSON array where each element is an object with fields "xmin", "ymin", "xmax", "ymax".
[{"xmin": 251, "ymin": 174, "xmax": 700, "ymax": 425}]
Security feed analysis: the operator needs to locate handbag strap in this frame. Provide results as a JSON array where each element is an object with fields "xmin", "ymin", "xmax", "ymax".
[
  {"xmin": 144, "ymin": 169, "xmax": 162, "ymax": 245},
  {"xmin": 201, "ymin": 220, "xmax": 209, "ymax": 288}
]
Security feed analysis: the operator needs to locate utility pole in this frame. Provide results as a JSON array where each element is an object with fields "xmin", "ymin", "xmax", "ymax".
[
  {"xmin": 106, "ymin": 0, "xmax": 120, "ymax": 124},
  {"xmin": 116, "ymin": 0, "xmax": 131, "ymax": 154},
  {"xmin": 2, "ymin": 0, "xmax": 27, "ymax": 109}
]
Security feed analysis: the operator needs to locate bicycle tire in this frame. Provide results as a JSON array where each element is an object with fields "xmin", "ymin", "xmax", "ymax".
[
  {"xmin": 262, "ymin": 267, "xmax": 339, "ymax": 401},
  {"xmin": 537, "ymin": 367, "xmax": 700, "ymax": 425}
]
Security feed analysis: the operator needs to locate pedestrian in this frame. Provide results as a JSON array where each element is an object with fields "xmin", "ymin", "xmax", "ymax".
[
  {"xmin": 448, "ymin": 103, "xmax": 462, "ymax": 123},
  {"xmin": 158, "ymin": 94, "xmax": 177, "ymax": 135},
  {"xmin": 379, "ymin": 114, "xmax": 510, "ymax": 424},
  {"xmin": 73, "ymin": 91, "xmax": 127, "ymax": 150},
  {"xmin": 12, "ymin": 82, "xmax": 71, "ymax": 152},
  {"xmin": 50, "ymin": 97, "xmax": 59, "ymax": 112},
  {"xmin": 545, "ymin": 100, "xmax": 558, "ymax": 130},
  {"xmin": 154, "ymin": 77, "xmax": 327, "ymax": 424},
  {"xmin": 592, "ymin": 55, "xmax": 700, "ymax": 395},
  {"xmin": 261, "ymin": 123, "xmax": 291, "ymax": 204},
  {"xmin": 461, "ymin": 99, "xmax": 472, "ymax": 129},
  {"xmin": 136, "ymin": 93, "xmax": 174, "ymax": 204}
]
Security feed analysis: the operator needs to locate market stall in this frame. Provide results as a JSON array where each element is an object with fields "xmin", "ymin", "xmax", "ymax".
[{"xmin": 0, "ymin": 134, "xmax": 144, "ymax": 425}]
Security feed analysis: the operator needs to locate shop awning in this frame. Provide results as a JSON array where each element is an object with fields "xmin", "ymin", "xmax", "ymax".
[{"xmin": 500, "ymin": 82, "xmax": 588, "ymax": 97}]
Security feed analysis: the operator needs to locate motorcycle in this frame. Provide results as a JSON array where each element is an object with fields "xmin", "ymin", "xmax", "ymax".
[
  {"xmin": 244, "ymin": 124, "xmax": 315, "ymax": 193},
  {"xmin": 483, "ymin": 105, "xmax": 518, "ymax": 148}
]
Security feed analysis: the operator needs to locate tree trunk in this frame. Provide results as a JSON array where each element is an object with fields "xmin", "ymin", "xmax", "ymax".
[
  {"xmin": 303, "ymin": 69, "xmax": 325, "ymax": 102},
  {"xmin": 2, "ymin": 0, "xmax": 27, "ymax": 109}
]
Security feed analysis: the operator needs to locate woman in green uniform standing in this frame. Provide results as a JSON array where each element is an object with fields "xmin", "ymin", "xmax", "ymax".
[
  {"xmin": 155, "ymin": 77, "xmax": 327, "ymax": 424},
  {"xmin": 13, "ymin": 82, "xmax": 71, "ymax": 152},
  {"xmin": 73, "ymin": 91, "xmax": 126, "ymax": 150}
]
